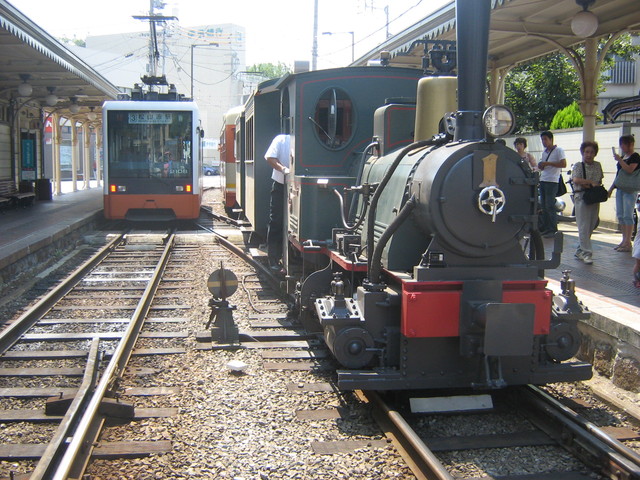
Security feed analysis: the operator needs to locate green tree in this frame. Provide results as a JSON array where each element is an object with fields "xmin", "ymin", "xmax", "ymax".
[
  {"xmin": 505, "ymin": 34, "xmax": 640, "ymax": 133},
  {"xmin": 550, "ymin": 101, "xmax": 583, "ymax": 129},
  {"xmin": 59, "ymin": 36, "xmax": 86, "ymax": 47},
  {"xmin": 247, "ymin": 62, "xmax": 291, "ymax": 79},
  {"xmin": 505, "ymin": 53, "xmax": 580, "ymax": 133}
]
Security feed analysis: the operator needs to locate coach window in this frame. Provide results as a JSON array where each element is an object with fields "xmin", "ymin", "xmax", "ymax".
[
  {"xmin": 281, "ymin": 88, "xmax": 292, "ymax": 134},
  {"xmin": 312, "ymin": 87, "xmax": 353, "ymax": 150}
]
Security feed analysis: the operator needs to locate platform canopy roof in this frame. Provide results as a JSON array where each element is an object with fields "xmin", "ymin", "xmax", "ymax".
[
  {"xmin": 354, "ymin": 0, "xmax": 640, "ymax": 70},
  {"xmin": 0, "ymin": 0, "xmax": 120, "ymax": 120}
]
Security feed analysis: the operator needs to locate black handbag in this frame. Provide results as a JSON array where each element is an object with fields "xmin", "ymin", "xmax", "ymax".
[
  {"xmin": 556, "ymin": 174, "xmax": 567, "ymax": 196},
  {"xmin": 582, "ymin": 186, "xmax": 608, "ymax": 204},
  {"xmin": 581, "ymin": 163, "xmax": 608, "ymax": 205},
  {"xmin": 541, "ymin": 146, "xmax": 567, "ymax": 196}
]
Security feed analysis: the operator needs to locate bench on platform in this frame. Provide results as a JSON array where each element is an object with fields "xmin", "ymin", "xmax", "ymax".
[{"xmin": 0, "ymin": 179, "xmax": 36, "ymax": 210}]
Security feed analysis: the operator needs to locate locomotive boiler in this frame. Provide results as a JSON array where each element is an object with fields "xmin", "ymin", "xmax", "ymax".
[{"xmin": 296, "ymin": 0, "xmax": 592, "ymax": 390}]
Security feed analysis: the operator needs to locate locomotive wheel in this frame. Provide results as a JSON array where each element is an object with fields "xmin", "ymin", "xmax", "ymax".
[
  {"xmin": 545, "ymin": 322, "xmax": 581, "ymax": 361},
  {"xmin": 331, "ymin": 327, "xmax": 375, "ymax": 369}
]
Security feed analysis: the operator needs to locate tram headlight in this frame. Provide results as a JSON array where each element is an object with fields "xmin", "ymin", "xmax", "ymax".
[
  {"xmin": 110, "ymin": 184, "xmax": 126, "ymax": 193},
  {"xmin": 175, "ymin": 186, "xmax": 184, "ymax": 192}
]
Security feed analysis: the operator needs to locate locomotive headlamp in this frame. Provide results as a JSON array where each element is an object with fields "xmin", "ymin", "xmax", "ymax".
[{"xmin": 482, "ymin": 105, "xmax": 515, "ymax": 138}]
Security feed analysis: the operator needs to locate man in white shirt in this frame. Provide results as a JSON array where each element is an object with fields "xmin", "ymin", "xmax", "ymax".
[
  {"xmin": 538, "ymin": 130, "xmax": 566, "ymax": 238},
  {"xmin": 264, "ymin": 134, "xmax": 291, "ymax": 271}
]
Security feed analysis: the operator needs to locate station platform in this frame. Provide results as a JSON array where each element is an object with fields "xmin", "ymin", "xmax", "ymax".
[
  {"xmin": 543, "ymin": 223, "xmax": 640, "ymax": 385},
  {"xmin": 0, "ymin": 183, "xmax": 103, "ymax": 272},
  {"xmin": 545, "ymin": 223, "xmax": 640, "ymax": 335},
  {"xmin": 548, "ymin": 222, "xmax": 639, "ymax": 296},
  {"xmin": 0, "ymin": 184, "xmax": 638, "ymax": 350}
]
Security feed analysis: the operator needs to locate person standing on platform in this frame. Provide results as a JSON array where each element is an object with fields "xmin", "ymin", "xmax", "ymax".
[
  {"xmin": 609, "ymin": 135, "xmax": 640, "ymax": 253},
  {"xmin": 633, "ymin": 211, "xmax": 640, "ymax": 287},
  {"xmin": 571, "ymin": 141, "xmax": 603, "ymax": 265},
  {"xmin": 514, "ymin": 137, "xmax": 537, "ymax": 171},
  {"xmin": 264, "ymin": 134, "xmax": 291, "ymax": 272},
  {"xmin": 538, "ymin": 130, "xmax": 567, "ymax": 238}
]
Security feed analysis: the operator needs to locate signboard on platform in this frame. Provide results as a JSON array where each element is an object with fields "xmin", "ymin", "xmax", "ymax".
[{"xmin": 21, "ymin": 136, "xmax": 36, "ymax": 180}]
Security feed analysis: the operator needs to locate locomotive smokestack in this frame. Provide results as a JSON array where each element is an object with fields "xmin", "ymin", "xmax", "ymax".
[{"xmin": 454, "ymin": 0, "xmax": 491, "ymax": 141}]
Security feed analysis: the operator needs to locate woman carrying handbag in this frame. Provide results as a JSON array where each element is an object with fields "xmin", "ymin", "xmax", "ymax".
[
  {"xmin": 571, "ymin": 141, "xmax": 605, "ymax": 264},
  {"xmin": 609, "ymin": 135, "xmax": 640, "ymax": 252}
]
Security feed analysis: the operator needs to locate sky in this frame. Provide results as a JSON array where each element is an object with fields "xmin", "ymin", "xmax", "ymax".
[{"xmin": 8, "ymin": 0, "xmax": 450, "ymax": 69}]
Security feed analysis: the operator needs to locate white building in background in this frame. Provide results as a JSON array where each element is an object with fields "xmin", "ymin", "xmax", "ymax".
[
  {"xmin": 71, "ymin": 22, "xmax": 246, "ymax": 165},
  {"xmin": 598, "ymin": 36, "xmax": 640, "ymax": 124}
]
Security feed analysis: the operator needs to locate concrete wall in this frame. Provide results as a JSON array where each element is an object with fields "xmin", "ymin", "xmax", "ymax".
[
  {"xmin": 579, "ymin": 318, "xmax": 640, "ymax": 392},
  {"xmin": 505, "ymin": 122, "xmax": 640, "ymax": 227}
]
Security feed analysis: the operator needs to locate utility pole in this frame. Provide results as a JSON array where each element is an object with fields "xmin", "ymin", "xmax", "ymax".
[
  {"xmin": 148, "ymin": 0, "xmax": 156, "ymax": 76},
  {"xmin": 191, "ymin": 43, "xmax": 219, "ymax": 100},
  {"xmin": 322, "ymin": 31, "xmax": 355, "ymax": 63},
  {"xmin": 384, "ymin": 5, "xmax": 390, "ymax": 39},
  {"xmin": 133, "ymin": 1, "xmax": 177, "ymax": 83},
  {"xmin": 312, "ymin": 0, "xmax": 318, "ymax": 70}
]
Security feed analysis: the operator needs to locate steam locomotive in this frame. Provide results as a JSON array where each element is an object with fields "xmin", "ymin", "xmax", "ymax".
[{"xmin": 226, "ymin": 0, "xmax": 592, "ymax": 390}]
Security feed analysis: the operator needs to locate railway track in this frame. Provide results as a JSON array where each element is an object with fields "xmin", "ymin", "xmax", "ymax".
[
  {"xmin": 198, "ymin": 205, "xmax": 251, "ymax": 231},
  {"xmin": 3, "ymin": 209, "xmax": 640, "ymax": 479},
  {"xmin": 0, "ymin": 231, "xmax": 188, "ymax": 479},
  {"xmin": 0, "ymin": 216, "xmax": 305, "ymax": 479},
  {"xmin": 362, "ymin": 385, "xmax": 640, "ymax": 479},
  {"xmin": 195, "ymin": 204, "xmax": 640, "ymax": 478}
]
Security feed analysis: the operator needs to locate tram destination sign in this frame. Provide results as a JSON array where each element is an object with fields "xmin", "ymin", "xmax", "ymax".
[{"xmin": 128, "ymin": 112, "xmax": 172, "ymax": 124}]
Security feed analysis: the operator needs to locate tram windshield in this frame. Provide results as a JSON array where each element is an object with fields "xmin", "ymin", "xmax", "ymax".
[{"xmin": 107, "ymin": 110, "xmax": 193, "ymax": 179}]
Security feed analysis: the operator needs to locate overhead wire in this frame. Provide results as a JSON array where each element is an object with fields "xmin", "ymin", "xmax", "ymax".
[{"xmin": 322, "ymin": 0, "xmax": 425, "ymax": 59}]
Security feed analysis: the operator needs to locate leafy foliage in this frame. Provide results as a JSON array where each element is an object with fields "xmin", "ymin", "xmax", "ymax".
[
  {"xmin": 505, "ymin": 53, "xmax": 580, "ymax": 133},
  {"xmin": 246, "ymin": 62, "xmax": 291, "ymax": 79},
  {"xmin": 550, "ymin": 101, "xmax": 583, "ymax": 129},
  {"xmin": 505, "ymin": 34, "xmax": 640, "ymax": 134},
  {"xmin": 58, "ymin": 36, "xmax": 86, "ymax": 47}
]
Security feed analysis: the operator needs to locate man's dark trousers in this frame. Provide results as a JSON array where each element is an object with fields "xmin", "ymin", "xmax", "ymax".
[{"xmin": 267, "ymin": 181, "xmax": 284, "ymax": 266}]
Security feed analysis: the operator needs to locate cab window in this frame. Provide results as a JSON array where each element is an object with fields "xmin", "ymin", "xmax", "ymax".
[{"xmin": 312, "ymin": 88, "xmax": 354, "ymax": 150}]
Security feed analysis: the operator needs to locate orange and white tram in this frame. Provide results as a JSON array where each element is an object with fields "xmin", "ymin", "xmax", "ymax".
[
  {"xmin": 103, "ymin": 99, "xmax": 203, "ymax": 221},
  {"xmin": 219, "ymin": 105, "xmax": 243, "ymax": 218}
]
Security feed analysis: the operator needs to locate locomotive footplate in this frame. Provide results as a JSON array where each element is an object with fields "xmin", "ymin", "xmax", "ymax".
[{"xmin": 334, "ymin": 360, "xmax": 593, "ymax": 391}]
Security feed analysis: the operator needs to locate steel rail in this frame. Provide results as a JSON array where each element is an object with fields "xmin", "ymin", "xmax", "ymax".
[
  {"xmin": 193, "ymin": 221, "xmax": 229, "ymax": 240},
  {"xmin": 29, "ymin": 339, "xmax": 101, "ymax": 479},
  {"xmin": 200, "ymin": 205, "xmax": 248, "ymax": 228},
  {"xmin": 363, "ymin": 390, "xmax": 454, "ymax": 480},
  {"xmin": 0, "ymin": 234, "xmax": 124, "ymax": 354},
  {"xmin": 520, "ymin": 385, "xmax": 640, "ymax": 479},
  {"xmin": 199, "ymin": 225, "xmax": 284, "ymax": 300},
  {"xmin": 52, "ymin": 234, "xmax": 176, "ymax": 480}
]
